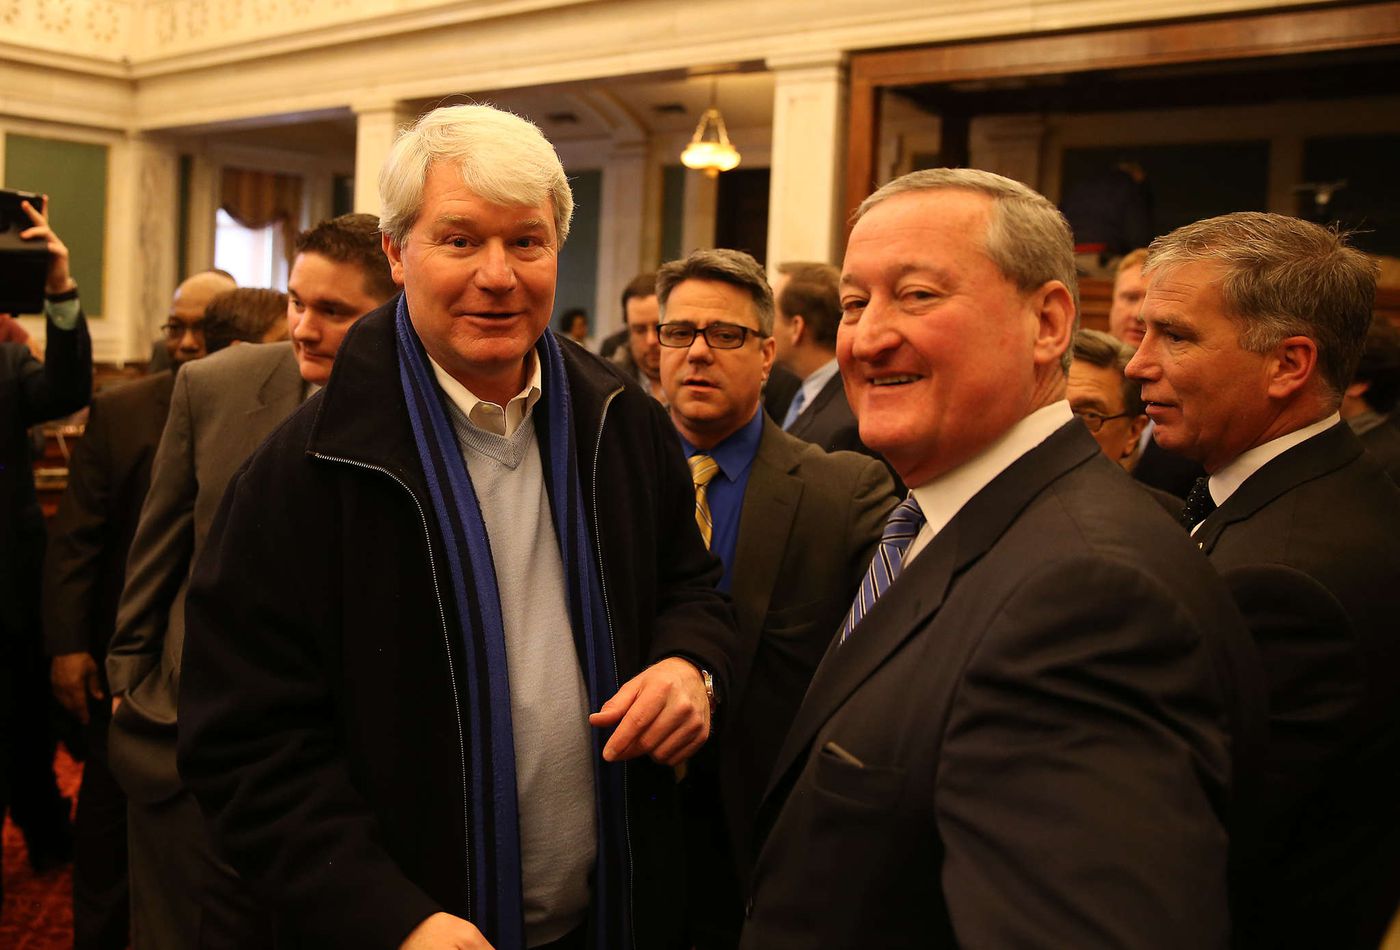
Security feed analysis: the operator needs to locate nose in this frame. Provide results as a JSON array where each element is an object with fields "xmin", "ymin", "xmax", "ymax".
[
  {"xmin": 844, "ymin": 299, "xmax": 901, "ymax": 365},
  {"xmin": 178, "ymin": 326, "xmax": 202, "ymax": 349},
  {"xmin": 293, "ymin": 310, "xmax": 320, "ymax": 342},
  {"xmin": 474, "ymin": 241, "xmax": 517, "ymax": 292},
  {"xmin": 685, "ymin": 330, "xmax": 716, "ymax": 363},
  {"xmin": 1124, "ymin": 339, "xmax": 1156, "ymax": 382}
]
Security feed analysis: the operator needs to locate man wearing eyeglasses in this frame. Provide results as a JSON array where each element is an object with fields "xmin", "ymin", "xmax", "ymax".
[{"xmin": 657, "ymin": 248, "xmax": 896, "ymax": 950}]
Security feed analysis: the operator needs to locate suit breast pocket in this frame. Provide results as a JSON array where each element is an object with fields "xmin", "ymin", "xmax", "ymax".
[{"xmin": 809, "ymin": 740, "xmax": 905, "ymax": 809}]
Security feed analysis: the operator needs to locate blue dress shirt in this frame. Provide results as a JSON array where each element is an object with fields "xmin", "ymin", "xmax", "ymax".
[{"xmin": 680, "ymin": 408, "xmax": 764, "ymax": 592}]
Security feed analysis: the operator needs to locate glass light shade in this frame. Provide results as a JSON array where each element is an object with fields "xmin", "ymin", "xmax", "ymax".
[{"xmin": 680, "ymin": 107, "xmax": 742, "ymax": 176}]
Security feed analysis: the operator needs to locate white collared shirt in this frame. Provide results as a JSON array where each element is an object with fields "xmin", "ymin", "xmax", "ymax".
[
  {"xmin": 1193, "ymin": 413, "xmax": 1341, "ymax": 532},
  {"xmin": 904, "ymin": 401, "xmax": 1074, "ymax": 564},
  {"xmin": 796, "ymin": 358, "xmax": 840, "ymax": 410},
  {"xmin": 428, "ymin": 351, "xmax": 543, "ymax": 438}
]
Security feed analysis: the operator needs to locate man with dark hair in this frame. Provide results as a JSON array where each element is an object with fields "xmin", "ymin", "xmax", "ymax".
[
  {"xmin": 1069, "ymin": 328, "xmax": 1148, "ymax": 468},
  {"xmin": 1128, "ymin": 212, "xmax": 1400, "ymax": 950},
  {"xmin": 43, "ymin": 274, "xmax": 250, "ymax": 950},
  {"xmin": 105, "ymin": 213, "xmax": 394, "ymax": 949},
  {"xmin": 655, "ymin": 248, "xmax": 896, "ymax": 950},
  {"xmin": 1, "ymin": 197, "xmax": 91, "ymax": 911},
  {"xmin": 1340, "ymin": 321, "xmax": 1400, "ymax": 482},
  {"xmin": 611, "ymin": 271, "xmax": 664, "ymax": 401},
  {"xmin": 742, "ymin": 170, "xmax": 1258, "ymax": 949},
  {"xmin": 771, "ymin": 262, "xmax": 876, "ymax": 462},
  {"xmin": 200, "ymin": 287, "xmax": 289, "ymax": 353}
]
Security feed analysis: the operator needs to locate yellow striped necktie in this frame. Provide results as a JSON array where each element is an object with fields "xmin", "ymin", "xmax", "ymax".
[{"xmin": 688, "ymin": 453, "xmax": 720, "ymax": 549}]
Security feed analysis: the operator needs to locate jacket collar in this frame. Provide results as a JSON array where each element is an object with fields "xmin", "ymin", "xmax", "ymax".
[
  {"xmin": 757, "ymin": 420, "xmax": 1101, "ymax": 825},
  {"xmin": 306, "ymin": 299, "xmax": 626, "ymax": 490},
  {"xmin": 1193, "ymin": 420, "xmax": 1362, "ymax": 553}
]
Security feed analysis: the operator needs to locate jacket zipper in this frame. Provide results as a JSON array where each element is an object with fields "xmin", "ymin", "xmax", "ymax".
[
  {"xmin": 311, "ymin": 452, "xmax": 472, "ymax": 921},
  {"xmin": 589, "ymin": 386, "xmax": 634, "ymax": 947}
]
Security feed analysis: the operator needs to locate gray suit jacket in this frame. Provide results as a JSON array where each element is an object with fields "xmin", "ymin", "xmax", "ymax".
[{"xmin": 106, "ymin": 342, "xmax": 302, "ymax": 802}]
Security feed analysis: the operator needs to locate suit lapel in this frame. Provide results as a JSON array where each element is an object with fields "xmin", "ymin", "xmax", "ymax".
[
  {"xmin": 1194, "ymin": 421, "xmax": 1362, "ymax": 554},
  {"xmin": 243, "ymin": 345, "xmax": 304, "ymax": 444},
  {"xmin": 758, "ymin": 421, "xmax": 1101, "ymax": 822},
  {"xmin": 729, "ymin": 420, "xmax": 805, "ymax": 693},
  {"xmin": 788, "ymin": 372, "xmax": 843, "ymax": 439}
]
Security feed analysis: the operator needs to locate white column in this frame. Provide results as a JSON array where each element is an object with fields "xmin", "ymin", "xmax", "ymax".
[
  {"xmin": 594, "ymin": 139, "xmax": 649, "ymax": 336},
  {"xmin": 352, "ymin": 100, "xmax": 414, "ymax": 216},
  {"xmin": 766, "ymin": 51, "xmax": 848, "ymax": 269},
  {"xmin": 106, "ymin": 133, "xmax": 180, "ymax": 363},
  {"xmin": 185, "ymin": 149, "xmax": 218, "ymax": 278},
  {"xmin": 680, "ymin": 170, "xmax": 719, "ymax": 256}
]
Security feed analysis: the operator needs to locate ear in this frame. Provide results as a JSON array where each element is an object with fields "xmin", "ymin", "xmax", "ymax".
[
  {"xmin": 1344, "ymin": 379, "xmax": 1371, "ymax": 401},
  {"xmin": 1030, "ymin": 280, "xmax": 1076, "ymax": 370},
  {"xmin": 381, "ymin": 232, "xmax": 406, "ymax": 286},
  {"xmin": 789, "ymin": 314, "xmax": 807, "ymax": 347},
  {"xmin": 1267, "ymin": 335, "xmax": 1319, "ymax": 400},
  {"xmin": 760, "ymin": 334, "xmax": 777, "ymax": 383}
]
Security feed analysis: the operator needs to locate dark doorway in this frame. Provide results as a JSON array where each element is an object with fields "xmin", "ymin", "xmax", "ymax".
[{"xmin": 715, "ymin": 168, "xmax": 770, "ymax": 265}]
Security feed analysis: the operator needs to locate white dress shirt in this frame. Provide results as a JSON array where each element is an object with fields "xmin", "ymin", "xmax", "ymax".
[
  {"xmin": 429, "ymin": 350, "xmax": 543, "ymax": 437},
  {"xmin": 905, "ymin": 401, "xmax": 1074, "ymax": 564}
]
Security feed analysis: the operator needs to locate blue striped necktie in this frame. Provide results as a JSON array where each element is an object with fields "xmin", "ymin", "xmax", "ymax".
[
  {"xmin": 781, "ymin": 386, "xmax": 808, "ymax": 430},
  {"xmin": 838, "ymin": 495, "xmax": 926, "ymax": 644}
]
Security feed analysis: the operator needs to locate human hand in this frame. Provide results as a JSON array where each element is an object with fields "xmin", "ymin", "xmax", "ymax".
[
  {"xmin": 19, "ymin": 196, "xmax": 76, "ymax": 296},
  {"xmin": 51, "ymin": 652, "xmax": 103, "ymax": 725},
  {"xmin": 398, "ymin": 912, "xmax": 495, "ymax": 949},
  {"xmin": 589, "ymin": 656, "xmax": 710, "ymax": 765}
]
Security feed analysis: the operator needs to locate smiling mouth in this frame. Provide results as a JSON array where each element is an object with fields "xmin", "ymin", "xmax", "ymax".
[{"xmin": 870, "ymin": 374, "xmax": 921, "ymax": 387}]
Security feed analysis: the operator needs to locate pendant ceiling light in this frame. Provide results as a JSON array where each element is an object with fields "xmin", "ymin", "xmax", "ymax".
[{"xmin": 681, "ymin": 79, "xmax": 741, "ymax": 177}]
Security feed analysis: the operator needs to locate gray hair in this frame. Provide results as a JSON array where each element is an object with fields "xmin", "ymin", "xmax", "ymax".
[
  {"xmin": 856, "ymin": 168, "xmax": 1079, "ymax": 370},
  {"xmin": 379, "ymin": 104, "xmax": 574, "ymax": 248},
  {"xmin": 1072, "ymin": 328, "xmax": 1144, "ymax": 417},
  {"xmin": 656, "ymin": 248, "xmax": 774, "ymax": 336},
  {"xmin": 1145, "ymin": 212, "xmax": 1376, "ymax": 396}
]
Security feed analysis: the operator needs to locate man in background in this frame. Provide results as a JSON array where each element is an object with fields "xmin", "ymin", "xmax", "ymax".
[
  {"xmin": 105, "ymin": 214, "xmax": 394, "ymax": 949},
  {"xmin": 1340, "ymin": 321, "xmax": 1400, "ymax": 483},
  {"xmin": 612, "ymin": 271, "xmax": 665, "ymax": 401},
  {"xmin": 0, "ymin": 196, "xmax": 91, "ymax": 909},
  {"xmin": 42, "ymin": 269, "xmax": 242, "ymax": 950}
]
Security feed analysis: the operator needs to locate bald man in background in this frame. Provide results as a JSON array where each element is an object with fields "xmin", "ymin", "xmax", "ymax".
[{"xmin": 145, "ymin": 271, "xmax": 238, "ymax": 372}]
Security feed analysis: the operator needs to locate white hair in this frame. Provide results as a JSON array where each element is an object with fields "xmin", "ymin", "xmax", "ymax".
[{"xmin": 378, "ymin": 103, "xmax": 574, "ymax": 247}]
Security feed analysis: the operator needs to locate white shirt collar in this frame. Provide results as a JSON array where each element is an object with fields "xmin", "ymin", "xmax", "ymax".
[
  {"xmin": 1207, "ymin": 412, "xmax": 1340, "ymax": 509},
  {"xmin": 428, "ymin": 350, "xmax": 543, "ymax": 438},
  {"xmin": 797, "ymin": 358, "xmax": 840, "ymax": 407},
  {"xmin": 905, "ymin": 400, "xmax": 1074, "ymax": 564}
]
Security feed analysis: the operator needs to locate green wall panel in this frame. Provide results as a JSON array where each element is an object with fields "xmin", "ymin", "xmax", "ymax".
[{"xmin": 5, "ymin": 134, "xmax": 108, "ymax": 316}]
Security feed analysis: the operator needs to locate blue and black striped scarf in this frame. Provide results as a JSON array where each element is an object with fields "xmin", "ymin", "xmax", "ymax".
[{"xmin": 395, "ymin": 297, "xmax": 631, "ymax": 949}]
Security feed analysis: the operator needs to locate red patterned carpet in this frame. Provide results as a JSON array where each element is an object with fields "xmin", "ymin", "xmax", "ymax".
[{"xmin": 0, "ymin": 748, "xmax": 80, "ymax": 949}]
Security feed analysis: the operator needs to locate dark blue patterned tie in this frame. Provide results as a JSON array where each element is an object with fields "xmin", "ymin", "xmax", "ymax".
[{"xmin": 839, "ymin": 495, "xmax": 926, "ymax": 644}]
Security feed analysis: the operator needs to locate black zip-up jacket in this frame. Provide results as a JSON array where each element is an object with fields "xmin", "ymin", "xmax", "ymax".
[{"xmin": 178, "ymin": 301, "xmax": 738, "ymax": 948}]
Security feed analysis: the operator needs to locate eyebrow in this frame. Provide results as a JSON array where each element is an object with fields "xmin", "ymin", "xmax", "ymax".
[
  {"xmin": 431, "ymin": 213, "xmax": 551, "ymax": 233},
  {"xmin": 840, "ymin": 261, "xmax": 957, "ymax": 289}
]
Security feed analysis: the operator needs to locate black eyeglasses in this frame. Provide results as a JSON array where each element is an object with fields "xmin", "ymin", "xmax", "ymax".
[
  {"xmin": 657, "ymin": 322, "xmax": 766, "ymax": 349},
  {"xmin": 161, "ymin": 320, "xmax": 206, "ymax": 341},
  {"xmin": 1072, "ymin": 409, "xmax": 1134, "ymax": 433}
]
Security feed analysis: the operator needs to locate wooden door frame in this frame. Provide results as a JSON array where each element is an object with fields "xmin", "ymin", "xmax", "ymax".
[{"xmin": 845, "ymin": 2, "xmax": 1400, "ymax": 227}]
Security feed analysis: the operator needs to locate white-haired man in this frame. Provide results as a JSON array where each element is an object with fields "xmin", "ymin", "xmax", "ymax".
[
  {"xmin": 739, "ymin": 169, "xmax": 1262, "ymax": 949},
  {"xmin": 177, "ymin": 104, "xmax": 738, "ymax": 950}
]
